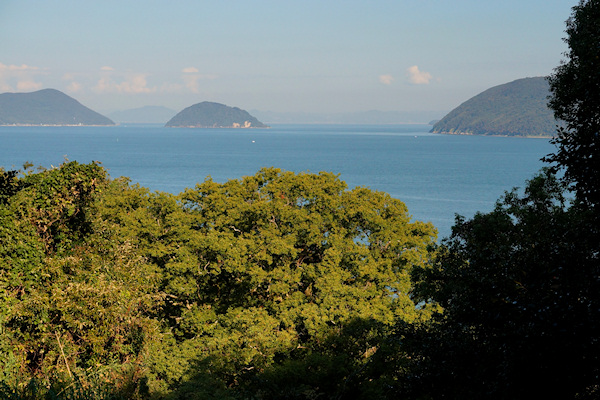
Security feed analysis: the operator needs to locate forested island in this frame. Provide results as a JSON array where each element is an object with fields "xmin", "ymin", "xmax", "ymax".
[
  {"xmin": 166, "ymin": 102, "xmax": 268, "ymax": 128},
  {"xmin": 0, "ymin": 89, "xmax": 114, "ymax": 126},
  {"xmin": 431, "ymin": 77, "xmax": 559, "ymax": 137}
]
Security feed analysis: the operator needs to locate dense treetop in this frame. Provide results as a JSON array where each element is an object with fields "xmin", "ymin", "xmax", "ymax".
[
  {"xmin": 0, "ymin": 161, "xmax": 436, "ymax": 399},
  {"xmin": 546, "ymin": 0, "xmax": 600, "ymax": 209},
  {"xmin": 0, "ymin": 89, "xmax": 114, "ymax": 126},
  {"xmin": 431, "ymin": 77, "xmax": 559, "ymax": 137},
  {"xmin": 165, "ymin": 102, "xmax": 268, "ymax": 128}
]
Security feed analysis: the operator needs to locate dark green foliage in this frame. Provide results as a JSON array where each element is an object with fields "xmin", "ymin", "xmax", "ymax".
[
  {"xmin": 165, "ymin": 101, "xmax": 268, "ymax": 128},
  {"xmin": 432, "ymin": 77, "xmax": 560, "ymax": 137},
  {"xmin": 168, "ymin": 318, "xmax": 404, "ymax": 400},
  {"xmin": 0, "ymin": 169, "xmax": 23, "ymax": 204},
  {"xmin": 546, "ymin": 0, "xmax": 600, "ymax": 209},
  {"xmin": 406, "ymin": 5, "xmax": 600, "ymax": 398},
  {"xmin": 0, "ymin": 369, "xmax": 148, "ymax": 400},
  {"xmin": 0, "ymin": 89, "xmax": 114, "ymax": 126},
  {"xmin": 408, "ymin": 170, "xmax": 600, "ymax": 399}
]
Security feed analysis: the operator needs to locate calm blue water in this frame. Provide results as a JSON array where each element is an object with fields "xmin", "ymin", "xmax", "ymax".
[{"xmin": 0, "ymin": 124, "xmax": 555, "ymax": 239}]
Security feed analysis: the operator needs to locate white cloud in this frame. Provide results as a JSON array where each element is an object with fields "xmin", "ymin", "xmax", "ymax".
[
  {"xmin": 407, "ymin": 65, "xmax": 432, "ymax": 85},
  {"xmin": 180, "ymin": 70, "xmax": 217, "ymax": 93},
  {"xmin": 379, "ymin": 74, "xmax": 394, "ymax": 85},
  {"xmin": 101, "ymin": 66, "xmax": 115, "ymax": 71},
  {"xmin": 182, "ymin": 74, "xmax": 201, "ymax": 93},
  {"xmin": 17, "ymin": 80, "xmax": 43, "ymax": 91},
  {"xmin": 66, "ymin": 81, "xmax": 82, "ymax": 93},
  {"xmin": 62, "ymin": 73, "xmax": 83, "ymax": 92},
  {"xmin": 94, "ymin": 74, "xmax": 156, "ymax": 94},
  {"xmin": 0, "ymin": 62, "xmax": 44, "ymax": 92},
  {"xmin": 0, "ymin": 63, "xmax": 40, "ymax": 72},
  {"xmin": 123, "ymin": 75, "xmax": 155, "ymax": 93}
]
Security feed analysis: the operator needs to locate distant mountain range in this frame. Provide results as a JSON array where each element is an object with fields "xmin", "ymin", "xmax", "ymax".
[
  {"xmin": 108, "ymin": 106, "xmax": 176, "ymax": 124},
  {"xmin": 0, "ymin": 89, "xmax": 114, "ymax": 126},
  {"xmin": 166, "ymin": 102, "xmax": 268, "ymax": 128},
  {"xmin": 431, "ymin": 77, "xmax": 560, "ymax": 137}
]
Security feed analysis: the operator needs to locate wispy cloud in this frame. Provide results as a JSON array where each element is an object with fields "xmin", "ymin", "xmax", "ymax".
[
  {"xmin": 62, "ymin": 73, "xmax": 83, "ymax": 93},
  {"xmin": 0, "ymin": 63, "xmax": 40, "ymax": 72},
  {"xmin": 94, "ymin": 74, "xmax": 156, "ymax": 94},
  {"xmin": 379, "ymin": 74, "xmax": 394, "ymax": 85},
  {"xmin": 66, "ymin": 81, "xmax": 83, "ymax": 93},
  {"xmin": 2, "ymin": 62, "xmax": 220, "ymax": 96},
  {"xmin": 182, "ymin": 74, "xmax": 201, "ymax": 93},
  {"xmin": 16, "ymin": 80, "xmax": 43, "ymax": 91},
  {"xmin": 181, "ymin": 67, "xmax": 217, "ymax": 93},
  {"xmin": 407, "ymin": 65, "xmax": 432, "ymax": 85},
  {"xmin": 0, "ymin": 62, "xmax": 44, "ymax": 92}
]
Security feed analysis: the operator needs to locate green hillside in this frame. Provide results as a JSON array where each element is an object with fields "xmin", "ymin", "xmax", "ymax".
[
  {"xmin": 0, "ymin": 89, "xmax": 114, "ymax": 126},
  {"xmin": 166, "ymin": 101, "xmax": 268, "ymax": 128},
  {"xmin": 431, "ymin": 77, "xmax": 560, "ymax": 137}
]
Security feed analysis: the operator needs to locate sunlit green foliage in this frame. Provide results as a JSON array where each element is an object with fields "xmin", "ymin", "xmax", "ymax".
[
  {"xmin": 0, "ymin": 162, "xmax": 158, "ymax": 398},
  {"xmin": 0, "ymin": 162, "xmax": 436, "ymax": 399}
]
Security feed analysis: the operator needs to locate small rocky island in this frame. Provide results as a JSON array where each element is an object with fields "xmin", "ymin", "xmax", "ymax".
[
  {"xmin": 165, "ymin": 101, "xmax": 268, "ymax": 128},
  {"xmin": 0, "ymin": 88, "xmax": 114, "ymax": 126}
]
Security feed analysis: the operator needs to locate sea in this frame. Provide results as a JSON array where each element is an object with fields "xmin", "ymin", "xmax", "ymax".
[{"xmin": 0, "ymin": 123, "xmax": 555, "ymax": 240}]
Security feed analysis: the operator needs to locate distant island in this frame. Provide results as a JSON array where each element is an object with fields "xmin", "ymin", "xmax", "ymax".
[
  {"xmin": 165, "ymin": 102, "xmax": 268, "ymax": 128},
  {"xmin": 431, "ymin": 77, "xmax": 560, "ymax": 137},
  {"xmin": 0, "ymin": 88, "xmax": 114, "ymax": 126}
]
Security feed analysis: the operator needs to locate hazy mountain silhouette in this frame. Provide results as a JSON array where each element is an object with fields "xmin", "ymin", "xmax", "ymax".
[{"xmin": 0, "ymin": 89, "xmax": 114, "ymax": 125}]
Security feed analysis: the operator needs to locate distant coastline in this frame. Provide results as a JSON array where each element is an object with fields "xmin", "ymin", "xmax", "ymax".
[
  {"xmin": 166, "ymin": 125, "xmax": 270, "ymax": 129},
  {"xmin": 434, "ymin": 130, "xmax": 552, "ymax": 139},
  {"xmin": 0, "ymin": 123, "xmax": 116, "ymax": 127}
]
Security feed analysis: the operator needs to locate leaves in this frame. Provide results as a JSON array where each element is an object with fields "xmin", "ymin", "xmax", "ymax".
[
  {"xmin": 0, "ymin": 163, "xmax": 438, "ymax": 398},
  {"xmin": 408, "ymin": 169, "xmax": 600, "ymax": 399}
]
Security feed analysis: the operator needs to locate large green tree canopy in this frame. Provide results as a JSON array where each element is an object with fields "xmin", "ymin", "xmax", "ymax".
[
  {"xmin": 547, "ymin": 0, "xmax": 600, "ymax": 209},
  {"xmin": 0, "ymin": 162, "xmax": 437, "ymax": 399},
  {"xmin": 401, "ymin": 3, "xmax": 600, "ymax": 397}
]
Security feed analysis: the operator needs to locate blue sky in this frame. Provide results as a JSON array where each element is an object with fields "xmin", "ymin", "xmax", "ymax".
[{"xmin": 0, "ymin": 0, "xmax": 574, "ymax": 120}]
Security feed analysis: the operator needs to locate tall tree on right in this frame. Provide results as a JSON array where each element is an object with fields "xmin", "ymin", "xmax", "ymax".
[
  {"xmin": 399, "ymin": 2, "xmax": 600, "ymax": 399},
  {"xmin": 546, "ymin": 0, "xmax": 600, "ymax": 209}
]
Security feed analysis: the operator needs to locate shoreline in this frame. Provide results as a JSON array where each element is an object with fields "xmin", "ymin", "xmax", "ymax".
[
  {"xmin": 433, "ymin": 130, "xmax": 555, "ymax": 139},
  {"xmin": 0, "ymin": 123, "xmax": 115, "ymax": 127}
]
